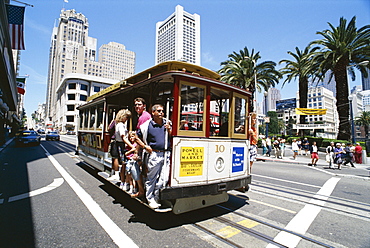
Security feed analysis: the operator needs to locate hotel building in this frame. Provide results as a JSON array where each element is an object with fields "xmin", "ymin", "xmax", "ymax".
[{"xmin": 155, "ymin": 5, "xmax": 200, "ymax": 65}]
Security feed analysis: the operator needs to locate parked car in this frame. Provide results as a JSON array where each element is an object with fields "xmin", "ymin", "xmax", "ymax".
[
  {"xmin": 37, "ymin": 129, "xmax": 45, "ymax": 134},
  {"xmin": 46, "ymin": 131, "xmax": 60, "ymax": 141},
  {"xmin": 16, "ymin": 130, "xmax": 41, "ymax": 146}
]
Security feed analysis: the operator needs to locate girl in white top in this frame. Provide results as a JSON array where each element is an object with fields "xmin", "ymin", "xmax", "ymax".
[{"xmin": 291, "ymin": 139, "xmax": 299, "ymax": 160}]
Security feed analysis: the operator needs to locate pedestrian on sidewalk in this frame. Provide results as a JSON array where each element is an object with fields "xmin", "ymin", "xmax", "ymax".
[
  {"xmin": 326, "ymin": 142, "xmax": 335, "ymax": 169},
  {"xmin": 291, "ymin": 139, "xmax": 299, "ymax": 160},
  {"xmin": 273, "ymin": 138, "xmax": 281, "ymax": 159},
  {"xmin": 343, "ymin": 143, "xmax": 356, "ymax": 168},
  {"xmin": 309, "ymin": 141, "xmax": 319, "ymax": 166},
  {"xmin": 334, "ymin": 143, "xmax": 344, "ymax": 170},
  {"xmin": 266, "ymin": 136, "xmax": 272, "ymax": 157},
  {"xmin": 354, "ymin": 143, "xmax": 363, "ymax": 164},
  {"xmin": 261, "ymin": 137, "xmax": 267, "ymax": 156},
  {"xmin": 280, "ymin": 138, "xmax": 286, "ymax": 158},
  {"xmin": 297, "ymin": 138, "xmax": 302, "ymax": 155},
  {"xmin": 302, "ymin": 138, "xmax": 310, "ymax": 156}
]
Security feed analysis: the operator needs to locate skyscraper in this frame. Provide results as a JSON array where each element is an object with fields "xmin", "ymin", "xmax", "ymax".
[
  {"xmin": 46, "ymin": 9, "xmax": 135, "ymax": 126},
  {"xmin": 308, "ymin": 70, "xmax": 336, "ymax": 96},
  {"xmin": 362, "ymin": 68, "xmax": 370, "ymax": 91},
  {"xmin": 155, "ymin": 5, "xmax": 200, "ymax": 65},
  {"xmin": 99, "ymin": 42, "xmax": 135, "ymax": 80}
]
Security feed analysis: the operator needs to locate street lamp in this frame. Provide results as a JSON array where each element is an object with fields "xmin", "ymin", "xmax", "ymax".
[
  {"xmin": 264, "ymin": 91, "xmax": 269, "ymax": 138},
  {"xmin": 347, "ymin": 60, "xmax": 369, "ymax": 144},
  {"xmin": 348, "ymin": 95, "xmax": 356, "ymax": 144}
]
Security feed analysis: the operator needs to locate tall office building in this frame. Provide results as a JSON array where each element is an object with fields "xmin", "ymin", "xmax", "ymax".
[
  {"xmin": 267, "ymin": 87, "xmax": 281, "ymax": 111},
  {"xmin": 362, "ymin": 68, "xmax": 370, "ymax": 91},
  {"xmin": 46, "ymin": 9, "xmax": 95, "ymax": 124},
  {"xmin": 155, "ymin": 5, "xmax": 200, "ymax": 65},
  {"xmin": 46, "ymin": 9, "xmax": 135, "ymax": 126},
  {"xmin": 99, "ymin": 42, "xmax": 135, "ymax": 80},
  {"xmin": 308, "ymin": 70, "xmax": 336, "ymax": 96}
]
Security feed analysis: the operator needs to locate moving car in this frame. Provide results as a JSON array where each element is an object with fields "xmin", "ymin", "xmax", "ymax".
[
  {"xmin": 16, "ymin": 130, "xmax": 41, "ymax": 146},
  {"xmin": 46, "ymin": 131, "xmax": 60, "ymax": 141}
]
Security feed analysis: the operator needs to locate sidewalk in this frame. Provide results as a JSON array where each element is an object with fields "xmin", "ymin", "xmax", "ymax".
[{"xmin": 257, "ymin": 147, "xmax": 370, "ymax": 180}]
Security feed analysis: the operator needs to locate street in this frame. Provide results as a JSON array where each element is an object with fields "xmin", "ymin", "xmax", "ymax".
[{"xmin": 0, "ymin": 135, "xmax": 369, "ymax": 247}]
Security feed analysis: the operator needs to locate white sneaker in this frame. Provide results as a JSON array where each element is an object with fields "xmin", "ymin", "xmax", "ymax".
[
  {"xmin": 127, "ymin": 186, "xmax": 133, "ymax": 194},
  {"xmin": 148, "ymin": 199, "xmax": 161, "ymax": 209},
  {"xmin": 107, "ymin": 173, "xmax": 120, "ymax": 181},
  {"xmin": 121, "ymin": 183, "xmax": 129, "ymax": 191}
]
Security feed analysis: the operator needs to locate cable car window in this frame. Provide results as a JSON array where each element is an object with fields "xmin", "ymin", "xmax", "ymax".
[
  {"xmin": 106, "ymin": 105, "xmax": 119, "ymax": 132},
  {"xmin": 233, "ymin": 96, "xmax": 247, "ymax": 135},
  {"xmin": 210, "ymin": 87, "xmax": 230, "ymax": 137},
  {"xmin": 89, "ymin": 106, "xmax": 96, "ymax": 129},
  {"xmin": 79, "ymin": 110, "xmax": 84, "ymax": 129},
  {"xmin": 96, "ymin": 103, "xmax": 104, "ymax": 129},
  {"xmin": 179, "ymin": 82, "xmax": 205, "ymax": 132},
  {"xmin": 83, "ymin": 108, "xmax": 88, "ymax": 128}
]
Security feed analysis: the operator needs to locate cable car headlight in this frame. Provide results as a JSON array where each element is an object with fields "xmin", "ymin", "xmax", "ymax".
[{"xmin": 215, "ymin": 157, "xmax": 225, "ymax": 172}]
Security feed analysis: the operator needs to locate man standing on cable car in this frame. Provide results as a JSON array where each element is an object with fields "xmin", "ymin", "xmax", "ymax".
[{"xmin": 138, "ymin": 104, "xmax": 172, "ymax": 209}]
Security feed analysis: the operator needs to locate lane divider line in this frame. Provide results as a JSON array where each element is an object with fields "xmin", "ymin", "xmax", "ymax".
[
  {"xmin": 40, "ymin": 145, "xmax": 138, "ymax": 248},
  {"xmin": 266, "ymin": 177, "xmax": 341, "ymax": 248}
]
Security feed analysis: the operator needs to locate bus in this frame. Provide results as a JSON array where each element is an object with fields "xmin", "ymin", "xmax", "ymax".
[{"xmin": 77, "ymin": 61, "xmax": 252, "ymax": 214}]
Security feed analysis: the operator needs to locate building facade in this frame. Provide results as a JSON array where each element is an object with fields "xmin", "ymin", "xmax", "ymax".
[
  {"xmin": 155, "ymin": 5, "xmax": 200, "ymax": 65},
  {"xmin": 0, "ymin": 1, "xmax": 23, "ymax": 144},
  {"xmin": 98, "ymin": 42, "xmax": 135, "ymax": 80},
  {"xmin": 55, "ymin": 73, "xmax": 117, "ymax": 132},
  {"xmin": 46, "ymin": 9, "xmax": 135, "ymax": 129},
  {"xmin": 362, "ymin": 68, "xmax": 370, "ymax": 91},
  {"xmin": 294, "ymin": 86, "xmax": 338, "ymax": 138}
]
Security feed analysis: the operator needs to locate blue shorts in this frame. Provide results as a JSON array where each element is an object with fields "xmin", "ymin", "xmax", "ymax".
[{"xmin": 126, "ymin": 159, "xmax": 141, "ymax": 181}]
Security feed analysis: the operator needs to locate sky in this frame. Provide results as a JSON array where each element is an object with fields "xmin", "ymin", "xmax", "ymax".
[{"xmin": 15, "ymin": 0, "xmax": 370, "ymax": 115}]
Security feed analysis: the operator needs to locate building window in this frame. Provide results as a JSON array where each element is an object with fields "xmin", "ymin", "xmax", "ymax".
[
  {"xmin": 93, "ymin": 86, "xmax": 100, "ymax": 92},
  {"xmin": 66, "ymin": 116, "xmax": 74, "ymax": 122},
  {"xmin": 68, "ymin": 94, "xmax": 75, "ymax": 100},
  {"xmin": 80, "ymin": 95, "xmax": 87, "ymax": 101},
  {"xmin": 68, "ymin": 83, "xmax": 76, "ymax": 89},
  {"xmin": 67, "ymin": 105, "xmax": 74, "ymax": 111}
]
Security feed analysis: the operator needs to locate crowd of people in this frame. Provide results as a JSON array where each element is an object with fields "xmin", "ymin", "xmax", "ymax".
[
  {"xmin": 326, "ymin": 142, "xmax": 362, "ymax": 170},
  {"xmin": 260, "ymin": 136, "xmax": 364, "ymax": 169},
  {"xmin": 106, "ymin": 97, "xmax": 172, "ymax": 209}
]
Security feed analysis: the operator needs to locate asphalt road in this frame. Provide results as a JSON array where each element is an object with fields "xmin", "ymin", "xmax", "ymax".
[{"xmin": 0, "ymin": 135, "xmax": 369, "ymax": 247}]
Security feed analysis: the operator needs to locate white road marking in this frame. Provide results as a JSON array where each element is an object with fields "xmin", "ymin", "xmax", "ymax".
[
  {"xmin": 8, "ymin": 178, "xmax": 64, "ymax": 203},
  {"xmin": 266, "ymin": 177, "xmax": 341, "ymax": 248},
  {"xmin": 254, "ymin": 174, "xmax": 321, "ymax": 188},
  {"xmin": 40, "ymin": 145, "xmax": 138, "ymax": 248}
]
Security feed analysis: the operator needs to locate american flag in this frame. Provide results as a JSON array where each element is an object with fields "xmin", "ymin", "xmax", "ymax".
[{"xmin": 6, "ymin": 4, "xmax": 25, "ymax": 50}]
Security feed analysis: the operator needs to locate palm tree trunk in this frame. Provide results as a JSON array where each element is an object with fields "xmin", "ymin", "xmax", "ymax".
[
  {"xmin": 298, "ymin": 77, "xmax": 308, "ymax": 136},
  {"xmin": 334, "ymin": 58, "xmax": 351, "ymax": 141}
]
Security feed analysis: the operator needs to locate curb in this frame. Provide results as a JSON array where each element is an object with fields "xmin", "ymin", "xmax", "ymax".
[{"xmin": 0, "ymin": 138, "xmax": 14, "ymax": 154}]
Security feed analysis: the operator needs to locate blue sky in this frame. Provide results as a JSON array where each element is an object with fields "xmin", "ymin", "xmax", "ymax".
[{"xmin": 16, "ymin": 0, "xmax": 370, "ymax": 115}]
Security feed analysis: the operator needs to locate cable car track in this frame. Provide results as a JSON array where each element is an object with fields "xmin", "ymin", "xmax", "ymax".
[
  {"xmin": 189, "ymin": 203, "xmax": 336, "ymax": 248},
  {"xmin": 250, "ymin": 181, "xmax": 370, "ymax": 221}
]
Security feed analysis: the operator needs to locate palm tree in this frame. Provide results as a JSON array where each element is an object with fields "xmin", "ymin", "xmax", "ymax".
[
  {"xmin": 310, "ymin": 16, "xmax": 370, "ymax": 140},
  {"xmin": 279, "ymin": 46, "xmax": 320, "ymax": 132},
  {"xmin": 355, "ymin": 111, "xmax": 370, "ymax": 139},
  {"xmin": 218, "ymin": 47, "xmax": 281, "ymax": 112}
]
